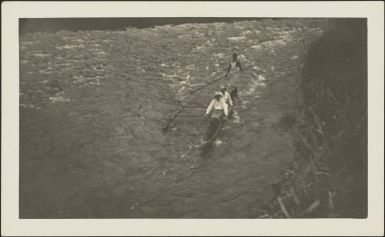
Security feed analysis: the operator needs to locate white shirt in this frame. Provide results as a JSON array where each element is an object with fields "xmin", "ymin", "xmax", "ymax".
[
  {"xmin": 205, "ymin": 97, "xmax": 228, "ymax": 116},
  {"xmin": 222, "ymin": 91, "xmax": 233, "ymax": 106}
]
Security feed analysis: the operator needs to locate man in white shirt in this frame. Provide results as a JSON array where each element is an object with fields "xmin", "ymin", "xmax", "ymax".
[{"xmin": 204, "ymin": 92, "xmax": 228, "ymax": 119}]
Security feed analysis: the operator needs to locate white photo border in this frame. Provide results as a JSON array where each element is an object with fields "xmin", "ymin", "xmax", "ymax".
[{"xmin": 2, "ymin": 1, "xmax": 384, "ymax": 236}]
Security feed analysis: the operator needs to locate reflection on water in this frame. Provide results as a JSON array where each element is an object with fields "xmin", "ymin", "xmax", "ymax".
[{"xmin": 200, "ymin": 142, "xmax": 216, "ymax": 159}]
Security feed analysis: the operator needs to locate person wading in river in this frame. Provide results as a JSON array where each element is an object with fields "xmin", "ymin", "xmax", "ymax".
[
  {"xmin": 204, "ymin": 92, "xmax": 228, "ymax": 120},
  {"xmin": 201, "ymin": 92, "xmax": 228, "ymax": 144},
  {"xmin": 224, "ymin": 53, "xmax": 243, "ymax": 103}
]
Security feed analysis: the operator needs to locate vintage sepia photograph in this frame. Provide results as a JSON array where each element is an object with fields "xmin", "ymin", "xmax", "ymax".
[
  {"xmin": 19, "ymin": 17, "xmax": 367, "ymax": 219},
  {"xmin": 2, "ymin": 1, "xmax": 384, "ymax": 236}
]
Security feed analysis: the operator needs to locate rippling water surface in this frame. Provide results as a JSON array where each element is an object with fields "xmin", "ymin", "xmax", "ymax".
[{"xmin": 20, "ymin": 19, "xmax": 327, "ymax": 218}]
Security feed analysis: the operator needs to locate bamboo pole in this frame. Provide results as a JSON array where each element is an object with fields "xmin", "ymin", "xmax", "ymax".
[
  {"xmin": 162, "ymin": 76, "xmax": 227, "ymax": 131},
  {"xmin": 189, "ymin": 76, "xmax": 226, "ymax": 94}
]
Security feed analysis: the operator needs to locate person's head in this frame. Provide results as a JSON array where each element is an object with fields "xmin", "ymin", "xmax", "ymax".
[
  {"xmin": 220, "ymin": 85, "xmax": 226, "ymax": 93},
  {"xmin": 214, "ymin": 92, "xmax": 223, "ymax": 101},
  {"xmin": 232, "ymin": 53, "xmax": 238, "ymax": 60}
]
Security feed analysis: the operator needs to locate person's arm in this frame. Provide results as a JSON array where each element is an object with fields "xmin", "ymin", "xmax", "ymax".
[
  {"xmin": 225, "ymin": 63, "xmax": 231, "ymax": 77},
  {"xmin": 222, "ymin": 99, "xmax": 229, "ymax": 117},
  {"xmin": 227, "ymin": 92, "xmax": 233, "ymax": 106},
  {"xmin": 205, "ymin": 100, "xmax": 214, "ymax": 115},
  {"xmin": 237, "ymin": 60, "xmax": 243, "ymax": 72}
]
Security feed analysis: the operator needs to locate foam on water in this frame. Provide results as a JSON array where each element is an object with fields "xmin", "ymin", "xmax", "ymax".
[
  {"xmin": 231, "ymin": 111, "xmax": 242, "ymax": 124},
  {"xmin": 56, "ymin": 44, "xmax": 85, "ymax": 50}
]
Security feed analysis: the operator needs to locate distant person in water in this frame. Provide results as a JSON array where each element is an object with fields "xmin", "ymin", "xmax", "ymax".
[
  {"xmin": 225, "ymin": 53, "xmax": 243, "ymax": 77},
  {"xmin": 204, "ymin": 92, "xmax": 228, "ymax": 120},
  {"xmin": 224, "ymin": 53, "xmax": 243, "ymax": 103}
]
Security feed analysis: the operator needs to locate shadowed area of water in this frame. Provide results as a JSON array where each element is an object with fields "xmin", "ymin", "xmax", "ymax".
[{"xmin": 19, "ymin": 19, "xmax": 327, "ymax": 218}]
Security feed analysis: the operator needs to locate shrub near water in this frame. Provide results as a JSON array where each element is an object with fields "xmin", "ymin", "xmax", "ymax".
[{"xmin": 302, "ymin": 19, "xmax": 367, "ymax": 217}]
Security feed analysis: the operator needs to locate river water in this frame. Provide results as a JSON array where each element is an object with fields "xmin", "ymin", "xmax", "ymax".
[{"xmin": 19, "ymin": 19, "xmax": 326, "ymax": 218}]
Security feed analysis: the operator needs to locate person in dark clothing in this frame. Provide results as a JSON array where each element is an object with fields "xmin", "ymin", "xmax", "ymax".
[
  {"xmin": 225, "ymin": 53, "xmax": 243, "ymax": 77},
  {"xmin": 229, "ymin": 86, "xmax": 239, "ymax": 102}
]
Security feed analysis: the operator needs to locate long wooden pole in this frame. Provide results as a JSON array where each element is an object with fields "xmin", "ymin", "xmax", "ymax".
[
  {"xmin": 189, "ymin": 76, "xmax": 226, "ymax": 94},
  {"xmin": 162, "ymin": 76, "xmax": 226, "ymax": 132}
]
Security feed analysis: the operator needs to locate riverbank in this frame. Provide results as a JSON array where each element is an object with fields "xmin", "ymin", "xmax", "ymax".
[{"xmin": 256, "ymin": 19, "xmax": 367, "ymax": 218}]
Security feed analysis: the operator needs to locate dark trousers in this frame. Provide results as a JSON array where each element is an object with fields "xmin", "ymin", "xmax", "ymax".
[{"xmin": 230, "ymin": 87, "xmax": 238, "ymax": 102}]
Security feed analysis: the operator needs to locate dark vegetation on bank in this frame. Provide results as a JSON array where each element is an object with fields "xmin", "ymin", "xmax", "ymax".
[{"xmin": 258, "ymin": 19, "xmax": 367, "ymax": 218}]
